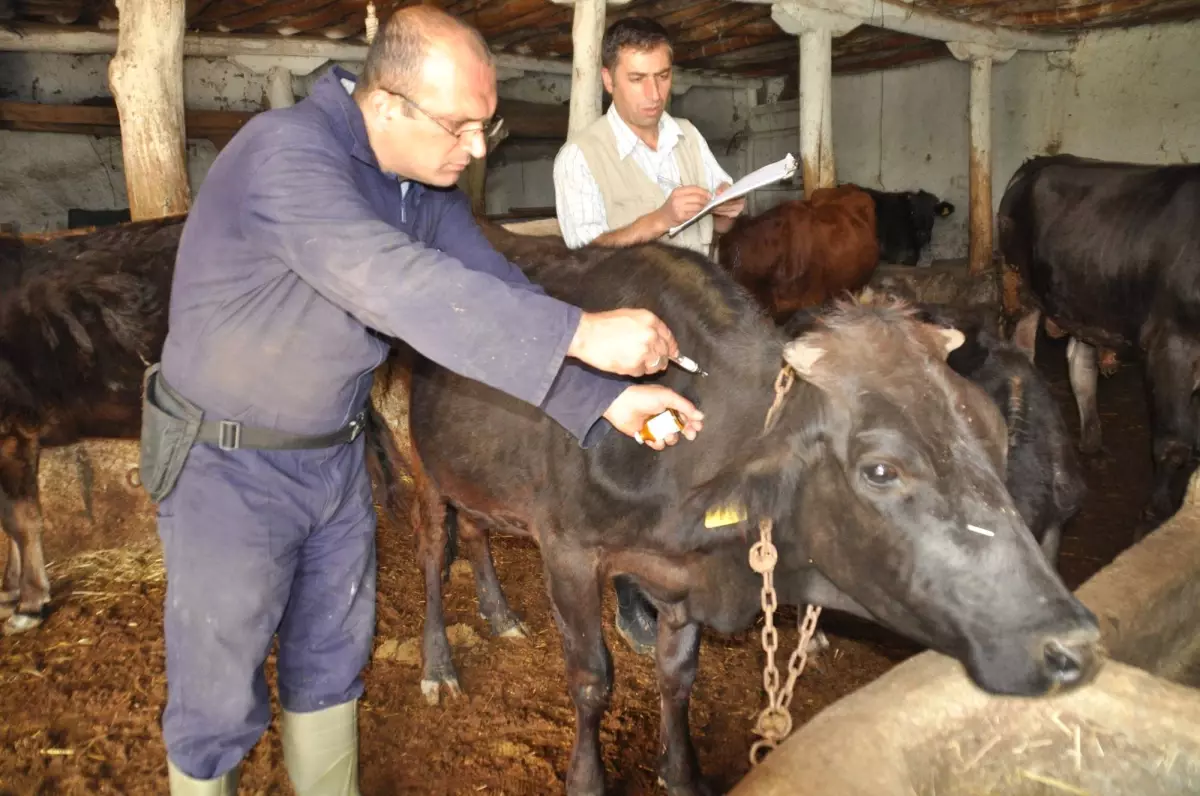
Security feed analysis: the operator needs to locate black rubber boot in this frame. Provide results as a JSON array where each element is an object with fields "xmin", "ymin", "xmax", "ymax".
[{"xmin": 614, "ymin": 575, "xmax": 658, "ymax": 656}]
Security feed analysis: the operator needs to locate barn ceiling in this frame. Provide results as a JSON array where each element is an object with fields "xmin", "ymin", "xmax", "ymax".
[{"xmin": 4, "ymin": 0, "xmax": 1200, "ymax": 77}]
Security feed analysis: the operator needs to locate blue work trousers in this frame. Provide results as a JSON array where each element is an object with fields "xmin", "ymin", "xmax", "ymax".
[{"xmin": 156, "ymin": 436, "xmax": 377, "ymax": 780}]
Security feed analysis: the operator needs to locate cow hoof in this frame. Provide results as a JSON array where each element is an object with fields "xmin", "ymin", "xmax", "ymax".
[
  {"xmin": 658, "ymin": 776, "xmax": 716, "ymax": 796},
  {"xmin": 481, "ymin": 611, "xmax": 529, "ymax": 640},
  {"xmin": 1077, "ymin": 433, "xmax": 1104, "ymax": 457},
  {"xmin": 3, "ymin": 612, "xmax": 44, "ymax": 635},
  {"xmin": 807, "ymin": 629, "xmax": 831, "ymax": 655},
  {"xmin": 420, "ymin": 674, "xmax": 462, "ymax": 706},
  {"xmin": 497, "ymin": 621, "xmax": 529, "ymax": 640}
]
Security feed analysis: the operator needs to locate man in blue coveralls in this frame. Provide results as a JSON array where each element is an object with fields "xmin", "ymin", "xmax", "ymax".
[{"xmin": 143, "ymin": 6, "xmax": 704, "ymax": 794}]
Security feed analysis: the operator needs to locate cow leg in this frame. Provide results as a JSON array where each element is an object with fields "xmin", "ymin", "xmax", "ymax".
[
  {"xmin": 414, "ymin": 486, "xmax": 460, "ymax": 705},
  {"xmin": 1067, "ymin": 338, "xmax": 1103, "ymax": 455},
  {"xmin": 1039, "ymin": 524, "xmax": 1063, "ymax": 566},
  {"xmin": 457, "ymin": 516, "xmax": 528, "ymax": 639},
  {"xmin": 1012, "ymin": 310, "xmax": 1040, "ymax": 362},
  {"xmin": 543, "ymin": 541, "xmax": 610, "ymax": 796},
  {"xmin": 1, "ymin": 534, "xmax": 20, "ymax": 615},
  {"xmin": 655, "ymin": 618, "xmax": 712, "ymax": 796},
  {"xmin": 0, "ymin": 438, "xmax": 50, "ymax": 635},
  {"xmin": 1143, "ymin": 436, "xmax": 1196, "ymax": 532}
]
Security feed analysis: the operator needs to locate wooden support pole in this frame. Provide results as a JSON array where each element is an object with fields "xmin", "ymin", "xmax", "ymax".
[
  {"xmin": 949, "ymin": 42, "xmax": 1014, "ymax": 276},
  {"xmin": 569, "ymin": 0, "xmax": 605, "ymax": 133},
  {"xmin": 551, "ymin": 0, "xmax": 634, "ymax": 135},
  {"xmin": 772, "ymin": 4, "xmax": 858, "ymax": 199},
  {"xmin": 798, "ymin": 27, "xmax": 831, "ymax": 197},
  {"xmin": 108, "ymin": 0, "xmax": 189, "ymax": 220}
]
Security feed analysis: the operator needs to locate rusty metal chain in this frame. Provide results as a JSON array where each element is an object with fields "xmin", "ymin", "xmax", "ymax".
[{"xmin": 748, "ymin": 365, "xmax": 824, "ymax": 767}]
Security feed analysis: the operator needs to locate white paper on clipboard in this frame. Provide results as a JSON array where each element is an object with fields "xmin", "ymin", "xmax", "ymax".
[{"xmin": 667, "ymin": 153, "xmax": 798, "ymax": 237}]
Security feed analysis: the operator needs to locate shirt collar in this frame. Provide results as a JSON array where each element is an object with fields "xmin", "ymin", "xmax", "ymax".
[
  {"xmin": 339, "ymin": 72, "xmax": 414, "ymax": 197},
  {"xmin": 605, "ymin": 103, "xmax": 682, "ymax": 160}
]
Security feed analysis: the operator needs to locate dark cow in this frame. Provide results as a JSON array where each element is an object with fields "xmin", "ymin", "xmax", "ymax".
[
  {"xmin": 378, "ymin": 221, "xmax": 1101, "ymax": 795},
  {"xmin": 871, "ymin": 301, "xmax": 1085, "ymax": 564},
  {"xmin": 862, "ymin": 187, "xmax": 955, "ymax": 266},
  {"xmin": 999, "ymin": 153, "xmax": 1200, "ymax": 528},
  {"xmin": 715, "ymin": 184, "xmax": 879, "ymax": 322},
  {"xmin": 0, "ymin": 218, "xmax": 177, "ymax": 634}
]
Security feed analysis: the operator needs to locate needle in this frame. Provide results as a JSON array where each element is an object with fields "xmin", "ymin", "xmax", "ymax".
[{"xmin": 671, "ymin": 354, "xmax": 708, "ymax": 377}]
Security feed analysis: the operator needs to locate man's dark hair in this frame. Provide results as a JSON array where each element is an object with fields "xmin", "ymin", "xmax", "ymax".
[
  {"xmin": 601, "ymin": 17, "xmax": 673, "ymax": 72},
  {"xmin": 357, "ymin": 6, "xmax": 493, "ymax": 97}
]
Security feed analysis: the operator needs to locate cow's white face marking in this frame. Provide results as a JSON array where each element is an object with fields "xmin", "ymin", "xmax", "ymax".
[{"xmin": 967, "ymin": 524, "xmax": 995, "ymax": 537}]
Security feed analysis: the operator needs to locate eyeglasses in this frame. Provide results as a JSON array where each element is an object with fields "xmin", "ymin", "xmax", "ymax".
[{"xmin": 385, "ymin": 88, "xmax": 505, "ymax": 146}]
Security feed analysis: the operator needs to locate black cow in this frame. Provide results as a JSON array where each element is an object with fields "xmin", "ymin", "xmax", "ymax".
[
  {"xmin": 0, "ymin": 219, "xmax": 177, "ymax": 634},
  {"xmin": 377, "ymin": 221, "xmax": 1100, "ymax": 796},
  {"xmin": 861, "ymin": 187, "xmax": 955, "ymax": 266},
  {"xmin": 999, "ymin": 153, "xmax": 1200, "ymax": 529}
]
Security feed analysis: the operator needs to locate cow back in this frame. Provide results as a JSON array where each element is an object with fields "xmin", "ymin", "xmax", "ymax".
[{"xmin": 715, "ymin": 185, "xmax": 878, "ymax": 321}]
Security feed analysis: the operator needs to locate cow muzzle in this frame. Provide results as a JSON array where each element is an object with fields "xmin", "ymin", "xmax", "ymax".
[{"xmin": 1039, "ymin": 625, "xmax": 1102, "ymax": 691}]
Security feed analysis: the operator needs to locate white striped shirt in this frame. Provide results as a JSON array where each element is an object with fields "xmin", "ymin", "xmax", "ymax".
[{"xmin": 553, "ymin": 104, "xmax": 733, "ymax": 250}]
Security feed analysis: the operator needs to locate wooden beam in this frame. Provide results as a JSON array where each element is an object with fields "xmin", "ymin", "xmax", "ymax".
[
  {"xmin": 672, "ymin": 5, "xmax": 769, "ymax": 44},
  {"xmin": 742, "ymin": 0, "xmax": 1075, "ymax": 52},
  {"xmin": 0, "ymin": 97, "xmax": 565, "ymax": 141},
  {"xmin": 0, "ymin": 23, "xmax": 761, "ymax": 90},
  {"xmin": 109, "ymin": 0, "xmax": 190, "ymax": 220},
  {"xmin": 0, "ymin": 100, "xmax": 255, "ymax": 141}
]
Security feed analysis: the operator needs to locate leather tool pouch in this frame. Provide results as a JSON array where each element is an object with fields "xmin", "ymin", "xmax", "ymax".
[{"xmin": 139, "ymin": 363, "xmax": 203, "ymax": 503}]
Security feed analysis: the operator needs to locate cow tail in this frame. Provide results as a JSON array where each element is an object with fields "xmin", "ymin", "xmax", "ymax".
[
  {"xmin": 363, "ymin": 403, "xmax": 410, "ymax": 526},
  {"xmin": 362, "ymin": 403, "xmax": 458, "ymax": 581}
]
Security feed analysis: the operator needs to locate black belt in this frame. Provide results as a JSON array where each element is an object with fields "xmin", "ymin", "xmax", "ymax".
[{"xmin": 195, "ymin": 411, "xmax": 367, "ymax": 451}]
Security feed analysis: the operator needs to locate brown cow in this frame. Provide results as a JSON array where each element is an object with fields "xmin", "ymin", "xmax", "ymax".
[{"xmin": 715, "ymin": 184, "xmax": 879, "ymax": 322}]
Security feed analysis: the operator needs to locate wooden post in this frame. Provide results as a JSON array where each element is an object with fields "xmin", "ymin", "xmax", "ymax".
[
  {"xmin": 949, "ymin": 42, "xmax": 1014, "ymax": 275},
  {"xmin": 108, "ymin": 0, "xmax": 189, "ymax": 220},
  {"xmin": 771, "ymin": 4, "xmax": 858, "ymax": 199},
  {"xmin": 229, "ymin": 56, "xmax": 327, "ymax": 110},
  {"xmin": 798, "ymin": 27, "xmax": 831, "ymax": 196},
  {"xmin": 551, "ymin": 0, "xmax": 633, "ymax": 135}
]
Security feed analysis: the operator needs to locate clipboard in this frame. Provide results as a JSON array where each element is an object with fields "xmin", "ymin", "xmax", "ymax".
[{"xmin": 667, "ymin": 153, "xmax": 799, "ymax": 237}]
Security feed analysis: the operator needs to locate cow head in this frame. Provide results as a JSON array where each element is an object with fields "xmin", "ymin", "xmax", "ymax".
[
  {"xmin": 691, "ymin": 297, "xmax": 1100, "ymax": 697},
  {"xmin": 903, "ymin": 190, "xmax": 954, "ymax": 263}
]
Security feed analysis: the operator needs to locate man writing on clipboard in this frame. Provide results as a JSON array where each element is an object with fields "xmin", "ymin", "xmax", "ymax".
[
  {"xmin": 552, "ymin": 17, "xmax": 747, "ymax": 261},
  {"xmin": 551, "ymin": 16, "xmax": 746, "ymax": 656}
]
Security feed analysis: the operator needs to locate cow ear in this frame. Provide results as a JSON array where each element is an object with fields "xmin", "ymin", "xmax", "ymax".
[
  {"xmin": 685, "ymin": 437, "xmax": 808, "ymax": 544},
  {"xmin": 936, "ymin": 327, "xmax": 965, "ymax": 358},
  {"xmin": 783, "ymin": 338, "xmax": 826, "ymax": 378}
]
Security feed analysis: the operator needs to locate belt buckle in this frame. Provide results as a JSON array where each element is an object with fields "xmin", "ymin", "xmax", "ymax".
[
  {"xmin": 218, "ymin": 420, "xmax": 242, "ymax": 450},
  {"xmin": 348, "ymin": 412, "xmax": 366, "ymax": 442}
]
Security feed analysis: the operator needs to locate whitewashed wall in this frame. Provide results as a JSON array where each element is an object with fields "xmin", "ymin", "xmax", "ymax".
[
  {"xmin": 0, "ymin": 51, "xmax": 753, "ymax": 230},
  {"xmin": 745, "ymin": 19, "xmax": 1200, "ymax": 260}
]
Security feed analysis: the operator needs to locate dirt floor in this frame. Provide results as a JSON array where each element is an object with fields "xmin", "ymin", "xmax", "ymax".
[{"xmin": 0, "ymin": 334, "xmax": 1157, "ymax": 796}]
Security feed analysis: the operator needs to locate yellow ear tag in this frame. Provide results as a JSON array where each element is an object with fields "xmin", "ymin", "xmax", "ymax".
[{"xmin": 704, "ymin": 503, "xmax": 748, "ymax": 528}]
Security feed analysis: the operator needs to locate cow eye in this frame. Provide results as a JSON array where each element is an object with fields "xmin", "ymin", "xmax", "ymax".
[{"xmin": 862, "ymin": 463, "xmax": 899, "ymax": 486}]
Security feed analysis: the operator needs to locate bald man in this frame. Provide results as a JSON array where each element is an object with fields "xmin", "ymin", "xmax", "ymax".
[{"xmin": 142, "ymin": 7, "xmax": 703, "ymax": 794}]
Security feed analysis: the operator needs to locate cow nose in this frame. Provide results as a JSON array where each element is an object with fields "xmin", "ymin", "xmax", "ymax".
[{"xmin": 1040, "ymin": 627, "xmax": 1100, "ymax": 688}]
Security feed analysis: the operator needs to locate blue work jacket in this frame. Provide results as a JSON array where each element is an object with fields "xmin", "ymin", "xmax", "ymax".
[{"xmin": 161, "ymin": 66, "xmax": 624, "ymax": 444}]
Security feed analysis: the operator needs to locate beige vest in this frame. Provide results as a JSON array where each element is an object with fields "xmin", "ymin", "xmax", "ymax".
[{"xmin": 571, "ymin": 113, "xmax": 714, "ymax": 257}]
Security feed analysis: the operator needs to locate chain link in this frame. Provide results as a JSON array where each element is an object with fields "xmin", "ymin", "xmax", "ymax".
[{"xmin": 748, "ymin": 365, "xmax": 824, "ymax": 767}]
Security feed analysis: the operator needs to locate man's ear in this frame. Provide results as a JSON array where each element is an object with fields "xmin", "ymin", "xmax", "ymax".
[{"xmin": 601, "ymin": 67, "xmax": 614, "ymax": 96}]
